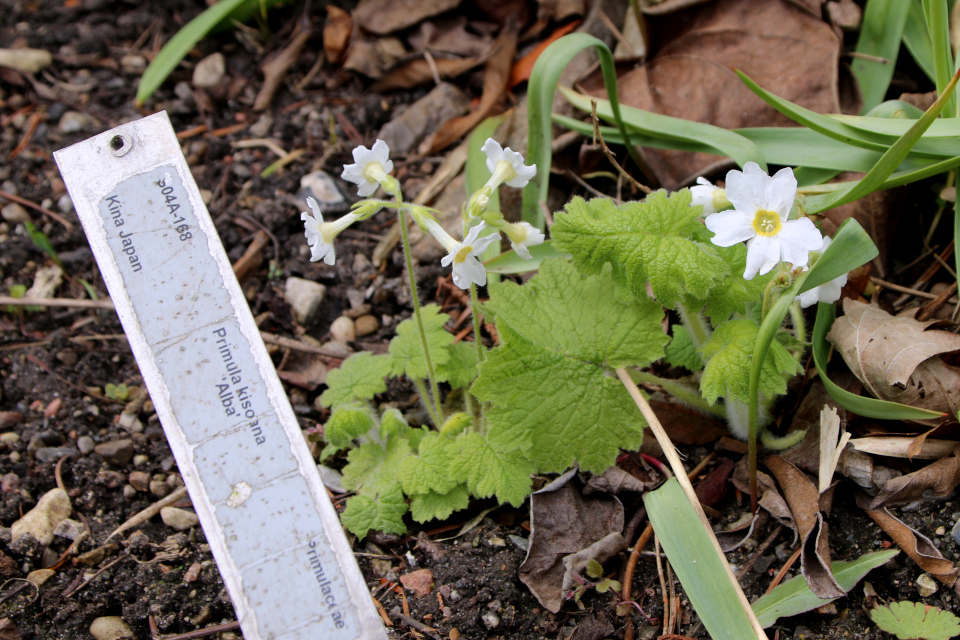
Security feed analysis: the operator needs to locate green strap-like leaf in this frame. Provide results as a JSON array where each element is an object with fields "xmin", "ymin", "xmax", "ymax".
[
  {"xmin": 136, "ymin": 0, "xmax": 250, "ymax": 106},
  {"xmin": 523, "ymin": 34, "xmax": 638, "ymax": 228},
  {"xmin": 811, "ymin": 302, "xmax": 946, "ymax": 421},
  {"xmin": 903, "ymin": 0, "xmax": 937, "ymax": 83},
  {"xmin": 483, "ymin": 239, "xmax": 566, "ymax": 275},
  {"xmin": 851, "ymin": 0, "xmax": 911, "ymax": 112},
  {"xmin": 923, "ymin": 0, "xmax": 957, "ymax": 119},
  {"xmin": 561, "ymin": 86, "xmax": 767, "ymax": 172}
]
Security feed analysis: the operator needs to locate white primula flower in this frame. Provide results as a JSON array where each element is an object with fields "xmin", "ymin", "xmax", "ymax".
[
  {"xmin": 301, "ymin": 197, "xmax": 359, "ymax": 266},
  {"xmin": 503, "ymin": 222, "xmax": 545, "ymax": 260},
  {"xmin": 433, "ymin": 221, "xmax": 500, "ymax": 289},
  {"xmin": 690, "ymin": 177, "xmax": 730, "ymax": 215},
  {"xmin": 481, "ymin": 138, "xmax": 537, "ymax": 189},
  {"xmin": 341, "ymin": 139, "xmax": 394, "ymax": 197},
  {"xmin": 705, "ymin": 162, "xmax": 823, "ymax": 280},
  {"xmin": 795, "ymin": 237, "xmax": 848, "ymax": 308}
]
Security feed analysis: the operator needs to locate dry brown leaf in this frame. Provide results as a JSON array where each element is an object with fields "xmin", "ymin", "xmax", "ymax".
[
  {"xmin": 848, "ymin": 436, "xmax": 960, "ymax": 460},
  {"xmin": 518, "ymin": 469, "xmax": 624, "ymax": 612},
  {"xmin": 827, "ymin": 299, "xmax": 960, "ymax": 423},
  {"xmin": 595, "ymin": 0, "xmax": 840, "ymax": 188},
  {"xmin": 765, "ymin": 456, "xmax": 844, "ymax": 598},
  {"xmin": 370, "ymin": 55, "xmax": 484, "ymax": 92},
  {"xmin": 419, "ymin": 20, "xmax": 519, "ymax": 154},
  {"xmin": 409, "ymin": 17, "xmax": 495, "ymax": 58},
  {"xmin": 863, "ymin": 454, "xmax": 960, "ymax": 510},
  {"xmin": 583, "ymin": 466, "xmax": 655, "ymax": 495},
  {"xmin": 323, "ymin": 5, "xmax": 353, "ymax": 65},
  {"xmin": 856, "ymin": 492, "xmax": 958, "ymax": 585},
  {"xmin": 353, "ymin": 0, "xmax": 462, "ymax": 35},
  {"xmin": 732, "ymin": 461, "xmax": 794, "ymax": 529}
]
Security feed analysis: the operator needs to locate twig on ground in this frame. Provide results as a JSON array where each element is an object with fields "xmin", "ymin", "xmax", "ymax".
[
  {"xmin": 765, "ymin": 545, "xmax": 802, "ymax": 594},
  {"xmin": 105, "ymin": 486, "xmax": 189, "ymax": 541},
  {"xmin": 0, "ymin": 190, "xmax": 72, "ymax": 229},
  {"xmin": 872, "ymin": 277, "xmax": 957, "ymax": 302},
  {"xmin": 64, "ymin": 554, "xmax": 129, "ymax": 597},
  {"xmin": 159, "ymin": 621, "xmax": 241, "ymax": 640}
]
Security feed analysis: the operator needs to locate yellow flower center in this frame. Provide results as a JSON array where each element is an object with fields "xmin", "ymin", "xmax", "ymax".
[
  {"xmin": 752, "ymin": 209, "xmax": 782, "ymax": 237},
  {"xmin": 454, "ymin": 245, "xmax": 474, "ymax": 263}
]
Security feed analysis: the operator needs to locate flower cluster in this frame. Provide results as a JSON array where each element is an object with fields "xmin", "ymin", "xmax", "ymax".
[
  {"xmin": 300, "ymin": 138, "xmax": 543, "ymax": 290},
  {"xmin": 697, "ymin": 162, "xmax": 847, "ymax": 307}
]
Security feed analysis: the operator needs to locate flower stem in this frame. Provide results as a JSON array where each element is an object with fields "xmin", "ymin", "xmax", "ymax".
[
  {"xmin": 413, "ymin": 378, "xmax": 440, "ymax": 426},
  {"xmin": 676, "ymin": 303, "xmax": 711, "ymax": 349},
  {"xmin": 788, "ymin": 301, "xmax": 807, "ymax": 360},
  {"xmin": 470, "ymin": 283, "xmax": 487, "ymax": 429},
  {"xmin": 397, "ymin": 208, "xmax": 443, "ymax": 425}
]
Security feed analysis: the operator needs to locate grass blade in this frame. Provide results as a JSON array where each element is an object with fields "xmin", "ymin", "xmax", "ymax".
[
  {"xmin": 752, "ymin": 550, "xmax": 898, "ymax": 628},
  {"xmin": 561, "ymin": 87, "xmax": 767, "ymax": 171},
  {"xmin": 812, "ymin": 302, "xmax": 946, "ymax": 421},
  {"xmin": 851, "ymin": 0, "xmax": 910, "ymax": 112},
  {"xmin": 903, "ymin": 0, "xmax": 937, "ymax": 83},
  {"xmin": 523, "ymin": 34, "xmax": 638, "ymax": 228},
  {"xmin": 645, "ymin": 478, "xmax": 765, "ymax": 640},
  {"xmin": 923, "ymin": 0, "xmax": 957, "ymax": 118},
  {"xmin": 799, "ymin": 68, "xmax": 960, "ymax": 213},
  {"xmin": 136, "ymin": 0, "xmax": 250, "ymax": 107}
]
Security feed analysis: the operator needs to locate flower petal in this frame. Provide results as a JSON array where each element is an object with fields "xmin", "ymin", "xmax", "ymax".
[
  {"xmin": 778, "ymin": 218, "xmax": 823, "ymax": 267},
  {"xmin": 481, "ymin": 138, "xmax": 505, "ymax": 174},
  {"xmin": 441, "ymin": 253, "xmax": 455, "ymax": 267},
  {"xmin": 470, "ymin": 232, "xmax": 500, "ymax": 255},
  {"xmin": 454, "ymin": 256, "xmax": 486, "ymax": 289},
  {"xmin": 371, "ymin": 139, "xmax": 394, "ymax": 174},
  {"xmin": 355, "ymin": 180, "xmax": 378, "ymax": 197},
  {"xmin": 745, "ymin": 235, "xmax": 780, "ymax": 278},
  {"xmin": 506, "ymin": 162, "xmax": 537, "ymax": 188},
  {"xmin": 512, "ymin": 242, "xmax": 532, "ymax": 259},
  {"xmin": 724, "ymin": 162, "xmax": 768, "ymax": 214},
  {"xmin": 705, "ymin": 210, "xmax": 754, "ymax": 246},
  {"xmin": 765, "ymin": 167, "xmax": 797, "ymax": 219},
  {"xmin": 796, "ymin": 288, "xmax": 820, "ymax": 308}
]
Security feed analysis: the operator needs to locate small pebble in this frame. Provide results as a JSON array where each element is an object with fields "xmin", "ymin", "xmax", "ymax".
[
  {"xmin": 916, "ymin": 573, "xmax": 938, "ymax": 597},
  {"xmin": 935, "ymin": 526, "xmax": 946, "ymax": 536},
  {"xmin": 58, "ymin": 111, "xmax": 90, "ymax": 134},
  {"xmin": 330, "ymin": 316, "xmax": 356, "ymax": 342},
  {"xmin": 52, "ymin": 518, "xmax": 84, "ymax": 540},
  {"xmin": 952, "ymin": 518, "xmax": 960, "ymax": 545},
  {"xmin": 150, "ymin": 480, "xmax": 171, "ymax": 498},
  {"xmin": 57, "ymin": 194, "xmax": 73, "ymax": 214},
  {"xmin": 34, "ymin": 447, "xmax": 79, "ymax": 463},
  {"xmin": 192, "ymin": 52, "xmax": 225, "ymax": 89},
  {"xmin": 160, "ymin": 507, "xmax": 199, "ymax": 531},
  {"xmin": 355, "ymin": 314, "xmax": 379, "ymax": 336},
  {"xmin": 184, "ymin": 562, "xmax": 202, "ymax": 583},
  {"xmin": 122, "ymin": 485, "xmax": 137, "ymax": 499},
  {"xmin": 11, "ymin": 487, "xmax": 72, "ymax": 547},
  {"xmin": 1, "ymin": 474, "xmax": 19, "ymax": 493},
  {"xmin": 284, "ymin": 277, "xmax": 326, "ymax": 324},
  {"xmin": 298, "ymin": 170, "xmax": 346, "ymax": 212},
  {"xmin": 0, "ymin": 203, "xmax": 30, "ymax": 224},
  {"xmin": 128, "ymin": 471, "xmax": 150, "ymax": 492},
  {"xmin": 26, "ymin": 568, "xmax": 55, "ymax": 586},
  {"xmin": 481, "ymin": 611, "xmax": 500, "ymax": 630},
  {"xmin": 55, "ymin": 348, "xmax": 78, "ymax": 366},
  {"xmin": 0, "ymin": 432, "xmax": 20, "ymax": 444},
  {"xmin": 132, "ymin": 454, "xmax": 149, "ymax": 466},
  {"xmin": 76, "ymin": 436, "xmax": 95, "ymax": 454},
  {"xmin": 94, "ymin": 439, "xmax": 134, "ymax": 466},
  {"xmin": 89, "ymin": 616, "xmax": 135, "ymax": 640},
  {"xmin": 120, "ymin": 54, "xmax": 146, "ymax": 74}
]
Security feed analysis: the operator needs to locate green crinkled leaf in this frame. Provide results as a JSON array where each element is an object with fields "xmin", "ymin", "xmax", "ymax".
[
  {"xmin": 324, "ymin": 405, "xmax": 376, "ymax": 448},
  {"xmin": 700, "ymin": 243, "xmax": 772, "ymax": 324},
  {"xmin": 551, "ymin": 191, "xmax": 729, "ymax": 308},
  {"xmin": 449, "ymin": 432, "xmax": 534, "ymax": 506},
  {"xmin": 664, "ymin": 324, "xmax": 703, "ymax": 372},
  {"xmin": 340, "ymin": 484, "xmax": 408, "ymax": 538},
  {"xmin": 869, "ymin": 601, "xmax": 960, "ymax": 640},
  {"xmin": 379, "ymin": 408, "xmax": 408, "ymax": 441},
  {"xmin": 474, "ymin": 259, "xmax": 666, "ymax": 473},
  {"xmin": 320, "ymin": 352, "xmax": 392, "ymax": 408},
  {"xmin": 700, "ymin": 319, "xmax": 801, "ymax": 405},
  {"xmin": 435, "ymin": 341, "xmax": 480, "ymax": 389},
  {"xmin": 389, "ymin": 304, "xmax": 453, "ymax": 379},
  {"xmin": 409, "ymin": 484, "xmax": 471, "ymax": 523},
  {"xmin": 341, "ymin": 438, "xmax": 413, "ymax": 495},
  {"xmin": 398, "ymin": 432, "xmax": 457, "ymax": 495}
]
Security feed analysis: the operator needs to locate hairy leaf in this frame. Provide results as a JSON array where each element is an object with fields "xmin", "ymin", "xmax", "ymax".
[
  {"xmin": 701, "ymin": 319, "xmax": 801, "ymax": 405},
  {"xmin": 409, "ymin": 485, "xmax": 471, "ymax": 523},
  {"xmin": 449, "ymin": 432, "xmax": 534, "ymax": 506},
  {"xmin": 664, "ymin": 324, "xmax": 703, "ymax": 372},
  {"xmin": 320, "ymin": 352, "xmax": 392, "ymax": 408},
  {"xmin": 435, "ymin": 341, "xmax": 480, "ymax": 390},
  {"xmin": 551, "ymin": 191, "xmax": 728, "ymax": 308},
  {"xmin": 341, "ymin": 438, "xmax": 413, "ymax": 495},
  {"xmin": 389, "ymin": 304, "xmax": 453, "ymax": 379},
  {"xmin": 474, "ymin": 259, "xmax": 667, "ymax": 472},
  {"xmin": 324, "ymin": 405, "xmax": 376, "ymax": 448},
  {"xmin": 341, "ymin": 484, "xmax": 408, "ymax": 538},
  {"xmin": 700, "ymin": 243, "xmax": 772, "ymax": 324},
  {"xmin": 399, "ymin": 432, "xmax": 457, "ymax": 496},
  {"xmin": 870, "ymin": 601, "xmax": 960, "ymax": 640}
]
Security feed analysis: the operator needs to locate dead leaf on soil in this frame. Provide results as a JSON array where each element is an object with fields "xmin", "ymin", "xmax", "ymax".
[
  {"xmin": 419, "ymin": 20, "xmax": 520, "ymax": 154},
  {"xmin": 583, "ymin": 466, "xmax": 654, "ymax": 495},
  {"xmin": 856, "ymin": 492, "xmax": 958, "ymax": 586},
  {"xmin": 732, "ymin": 461, "xmax": 794, "ymax": 530},
  {"xmin": 592, "ymin": 0, "xmax": 840, "ymax": 188},
  {"xmin": 827, "ymin": 299, "xmax": 960, "ymax": 423},
  {"xmin": 409, "ymin": 17, "xmax": 494, "ymax": 58},
  {"xmin": 353, "ymin": 0, "xmax": 462, "ymax": 35},
  {"xmin": 370, "ymin": 55, "xmax": 485, "ymax": 92},
  {"xmin": 324, "ymin": 5, "xmax": 353, "ymax": 65},
  {"xmin": 848, "ymin": 437, "xmax": 960, "ymax": 460},
  {"xmin": 862, "ymin": 454, "xmax": 960, "ymax": 510},
  {"xmin": 764, "ymin": 456, "xmax": 844, "ymax": 598},
  {"xmin": 518, "ymin": 469, "xmax": 625, "ymax": 612}
]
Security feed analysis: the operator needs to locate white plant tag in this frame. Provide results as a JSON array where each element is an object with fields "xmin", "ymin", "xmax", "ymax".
[{"xmin": 54, "ymin": 112, "xmax": 387, "ymax": 640}]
